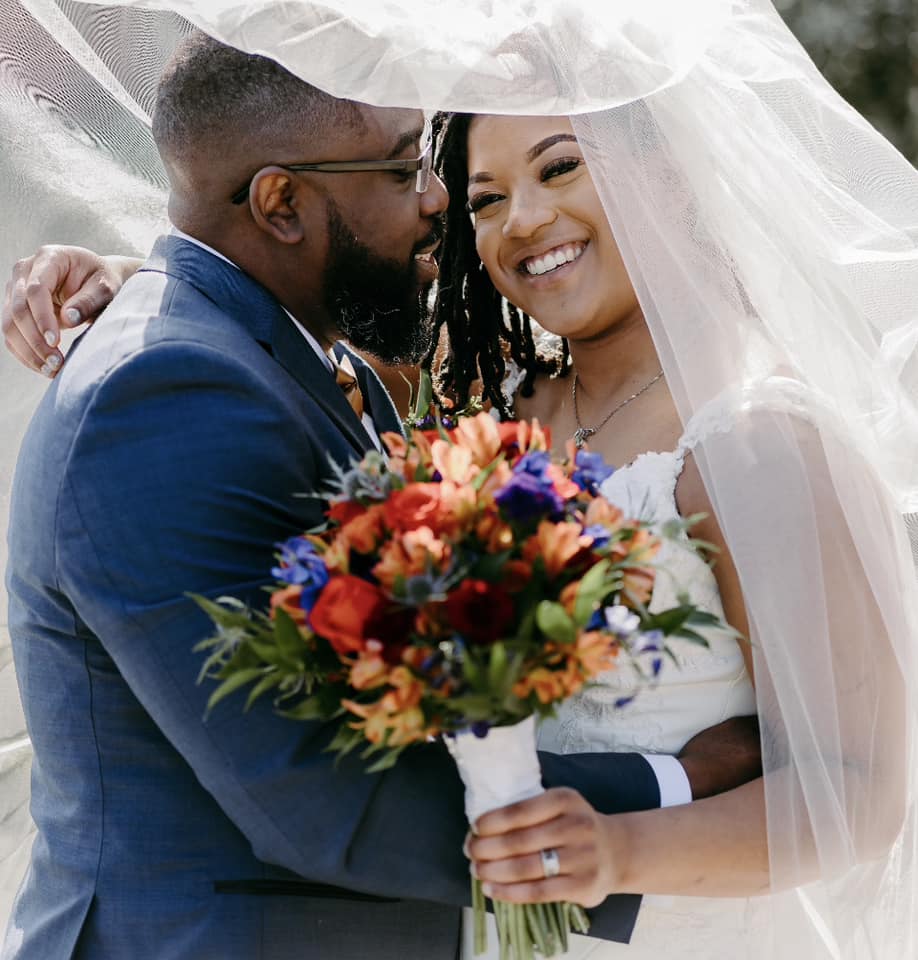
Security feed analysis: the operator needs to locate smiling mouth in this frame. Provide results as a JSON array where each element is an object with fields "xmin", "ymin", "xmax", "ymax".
[{"xmin": 519, "ymin": 242, "xmax": 586, "ymax": 277}]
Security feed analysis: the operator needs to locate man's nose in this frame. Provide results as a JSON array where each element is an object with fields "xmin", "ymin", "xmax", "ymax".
[{"xmin": 420, "ymin": 172, "xmax": 449, "ymax": 218}]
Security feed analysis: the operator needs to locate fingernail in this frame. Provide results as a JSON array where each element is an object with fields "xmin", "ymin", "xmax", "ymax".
[
  {"xmin": 470, "ymin": 862, "xmax": 478, "ymax": 879},
  {"xmin": 43, "ymin": 331, "xmax": 57, "ymax": 347},
  {"xmin": 46, "ymin": 353, "xmax": 62, "ymax": 370},
  {"xmin": 481, "ymin": 883, "xmax": 493, "ymax": 897},
  {"xmin": 463, "ymin": 836, "xmax": 471, "ymax": 859},
  {"xmin": 39, "ymin": 363, "xmax": 54, "ymax": 378},
  {"xmin": 64, "ymin": 308, "xmax": 81, "ymax": 326}
]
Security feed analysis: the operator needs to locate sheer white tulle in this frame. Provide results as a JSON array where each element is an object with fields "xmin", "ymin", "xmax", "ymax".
[{"xmin": 2, "ymin": 2, "xmax": 918, "ymax": 956}]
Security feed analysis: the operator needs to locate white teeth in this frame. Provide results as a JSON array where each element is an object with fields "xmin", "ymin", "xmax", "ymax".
[{"xmin": 524, "ymin": 243, "xmax": 584, "ymax": 276}]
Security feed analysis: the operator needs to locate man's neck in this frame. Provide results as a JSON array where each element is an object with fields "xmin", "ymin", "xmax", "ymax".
[{"xmin": 169, "ymin": 226, "xmax": 336, "ymax": 353}]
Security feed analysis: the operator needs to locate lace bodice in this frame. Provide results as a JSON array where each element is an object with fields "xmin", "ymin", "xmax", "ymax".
[{"xmin": 536, "ymin": 398, "xmax": 756, "ymax": 756}]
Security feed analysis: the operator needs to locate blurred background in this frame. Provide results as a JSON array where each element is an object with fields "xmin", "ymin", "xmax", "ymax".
[{"xmin": 778, "ymin": 0, "xmax": 918, "ymax": 161}]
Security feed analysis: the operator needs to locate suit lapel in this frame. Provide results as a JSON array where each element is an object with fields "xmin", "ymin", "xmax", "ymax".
[
  {"xmin": 271, "ymin": 313, "xmax": 375, "ymax": 458},
  {"xmin": 140, "ymin": 234, "xmax": 375, "ymax": 460}
]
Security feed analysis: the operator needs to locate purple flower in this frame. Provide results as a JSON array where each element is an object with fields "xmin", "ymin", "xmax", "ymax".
[
  {"xmin": 572, "ymin": 450, "xmax": 615, "ymax": 495},
  {"xmin": 494, "ymin": 451, "xmax": 565, "ymax": 521},
  {"xmin": 271, "ymin": 537, "xmax": 329, "ymax": 612}
]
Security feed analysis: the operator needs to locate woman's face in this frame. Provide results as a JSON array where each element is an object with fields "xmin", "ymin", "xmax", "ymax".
[{"xmin": 465, "ymin": 115, "xmax": 638, "ymax": 341}]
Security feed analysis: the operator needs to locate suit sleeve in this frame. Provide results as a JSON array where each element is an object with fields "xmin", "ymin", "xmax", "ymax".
[{"xmin": 58, "ymin": 339, "xmax": 658, "ymax": 938}]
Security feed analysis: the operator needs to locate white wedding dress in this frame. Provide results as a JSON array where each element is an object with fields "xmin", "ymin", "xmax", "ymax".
[{"xmin": 462, "ymin": 378, "xmax": 759, "ymax": 959}]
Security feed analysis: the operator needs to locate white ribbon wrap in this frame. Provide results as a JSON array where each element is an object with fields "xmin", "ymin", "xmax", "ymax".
[{"xmin": 445, "ymin": 715, "xmax": 545, "ymax": 825}]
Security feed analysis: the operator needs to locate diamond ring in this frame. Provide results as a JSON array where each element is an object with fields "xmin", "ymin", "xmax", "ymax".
[{"xmin": 540, "ymin": 847, "xmax": 561, "ymax": 879}]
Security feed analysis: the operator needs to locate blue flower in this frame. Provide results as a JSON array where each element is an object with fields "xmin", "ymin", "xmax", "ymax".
[
  {"xmin": 586, "ymin": 607, "xmax": 606, "ymax": 631},
  {"xmin": 583, "ymin": 523, "xmax": 612, "ymax": 550},
  {"xmin": 494, "ymin": 451, "xmax": 565, "ymax": 521},
  {"xmin": 271, "ymin": 537, "xmax": 329, "ymax": 612},
  {"xmin": 571, "ymin": 450, "xmax": 615, "ymax": 495}
]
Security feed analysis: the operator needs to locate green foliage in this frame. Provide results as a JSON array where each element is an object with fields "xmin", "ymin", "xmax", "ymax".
[{"xmin": 535, "ymin": 601, "xmax": 577, "ymax": 645}]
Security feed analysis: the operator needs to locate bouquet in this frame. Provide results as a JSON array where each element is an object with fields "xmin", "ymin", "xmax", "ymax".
[{"xmin": 194, "ymin": 408, "xmax": 723, "ymax": 960}]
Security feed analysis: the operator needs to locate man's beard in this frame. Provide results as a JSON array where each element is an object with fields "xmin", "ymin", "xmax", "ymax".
[{"xmin": 322, "ymin": 199, "xmax": 436, "ymax": 365}]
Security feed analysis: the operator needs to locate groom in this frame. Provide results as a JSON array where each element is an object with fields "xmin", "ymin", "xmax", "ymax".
[{"xmin": 3, "ymin": 35, "xmax": 760, "ymax": 960}]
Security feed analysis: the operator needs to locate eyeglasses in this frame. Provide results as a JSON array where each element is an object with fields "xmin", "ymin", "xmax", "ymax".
[{"xmin": 230, "ymin": 120, "xmax": 433, "ymax": 205}]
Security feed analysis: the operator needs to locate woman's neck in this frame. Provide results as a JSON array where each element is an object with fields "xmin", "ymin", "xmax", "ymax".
[{"xmin": 566, "ymin": 307, "xmax": 661, "ymax": 403}]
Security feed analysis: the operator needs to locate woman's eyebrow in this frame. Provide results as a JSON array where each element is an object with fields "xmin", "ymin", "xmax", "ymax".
[
  {"xmin": 468, "ymin": 172, "xmax": 494, "ymax": 186},
  {"xmin": 467, "ymin": 133, "xmax": 578, "ymax": 186},
  {"xmin": 526, "ymin": 133, "xmax": 578, "ymax": 162}
]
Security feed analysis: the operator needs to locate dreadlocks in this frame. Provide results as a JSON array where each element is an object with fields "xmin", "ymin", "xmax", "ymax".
[{"xmin": 426, "ymin": 112, "xmax": 569, "ymax": 420}]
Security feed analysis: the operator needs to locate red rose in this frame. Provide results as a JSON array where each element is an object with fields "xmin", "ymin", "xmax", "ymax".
[
  {"xmin": 383, "ymin": 483, "xmax": 445, "ymax": 533},
  {"xmin": 309, "ymin": 575, "xmax": 387, "ymax": 655},
  {"xmin": 327, "ymin": 500, "xmax": 366, "ymax": 526},
  {"xmin": 365, "ymin": 606, "xmax": 417, "ymax": 664},
  {"xmin": 445, "ymin": 579, "xmax": 515, "ymax": 645}
]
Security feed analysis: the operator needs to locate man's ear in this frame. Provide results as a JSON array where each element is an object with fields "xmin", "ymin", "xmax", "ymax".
[{"xmin": 248, "ymin": 166, "xmax": 308, "ymax": 244}]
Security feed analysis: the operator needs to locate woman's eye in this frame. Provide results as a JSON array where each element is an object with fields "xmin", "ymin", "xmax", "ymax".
[
  {"xmin": 466, "ymin": 193, "xmax": 503, "ymax": 216},
  {"xmin": 542, "ymin": 157, "xmax": 582, "ymax": 180},
  {"xmin": 392, "ymin": 169, "xmax": 415, "ymax": 185}
]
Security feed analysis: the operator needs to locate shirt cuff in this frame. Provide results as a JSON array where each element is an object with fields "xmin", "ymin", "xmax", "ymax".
[{"xmin": 642, "ymin": 753, "xmax": 692, "ymax": 807}]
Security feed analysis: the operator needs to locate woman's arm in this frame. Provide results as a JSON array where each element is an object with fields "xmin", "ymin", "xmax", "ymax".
[
  {"xmin": 469, "ymin": 780, "xmax": 768, "ymax": 907},
  {"xmin": 2, "ymin": 245, "xmax": 140, "ymax": 375}
]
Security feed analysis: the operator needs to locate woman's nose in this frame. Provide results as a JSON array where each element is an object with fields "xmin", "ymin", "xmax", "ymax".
[{"xmin": 502, "ymin": 193, "xmax": 557, "ymax": 239}]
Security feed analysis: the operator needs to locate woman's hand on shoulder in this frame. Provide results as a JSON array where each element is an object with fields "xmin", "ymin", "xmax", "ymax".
[
  {"xmin": 467, "ymin": 787, "xmax": 623, "ymax": 908},
  {"xmin": 2, "ymin": 246, "xmax": 139, "ymax": 377}
]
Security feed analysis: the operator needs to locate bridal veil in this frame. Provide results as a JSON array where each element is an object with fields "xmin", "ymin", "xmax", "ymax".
[{"xmin": 2, "ymin": 1, "xmax": 918, "ymax": 955}]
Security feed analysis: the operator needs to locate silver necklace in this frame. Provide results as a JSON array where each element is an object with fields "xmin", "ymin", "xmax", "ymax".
[{"xmin": 571, "ymin": 369, "xmax": 664, "ymax": 449}]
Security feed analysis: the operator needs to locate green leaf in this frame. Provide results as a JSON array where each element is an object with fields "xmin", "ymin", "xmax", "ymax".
[
  {"xmin": 670, "ymin": 627, "xmax": 710, "ymax": 648},
  {"xmin": 462, "ymin": 650, "xmax": 483, "ymax": 690},
  {"xmin": 274, "ymin": 608, "xmax": 309, "ymax": 660},
  {"xmin": 487, "ymin": 642, "xmax": 508, "ymax": 692},
  {"xmin": 535, "ymin": 601, "xmax": 577, "ymax": 645},
  {"xmin": 470, "ymin": 454, "xmax": 505, "ymax": 493},
  {"xmin": 189, "ymin": 593, "xmax": 258, "ymax": 630},
  {"xmin": 325, "ymin": 721, "xmax": 364, "ymax": 755},
  {"xmin": 204, "ymin": 667, "xmax": 264, "ymax": 714},
  {"xmin": 469, "ymin": 550, "xmax": 512, "ymax": 582},
  {"xmin": 448, "ymin": 693, "xmax": 495, "ymax": 721},
  {"xmin": 573, "ymin": 559, "xmax": 612, "ymax": 626},
  {"xmin": 243, "ymin": 672, "xmax": 283, "ymax": 711},
  {"xmin": 280, "ymin": 696, "xmax": 328, "ymax": 721},
  {"xmin": 365, "ymin": 746, "xmax": 407, "ymax": 773},
  {"xmin": 414, "ymin": 368, "xmax": 434, "ymax": 420}
]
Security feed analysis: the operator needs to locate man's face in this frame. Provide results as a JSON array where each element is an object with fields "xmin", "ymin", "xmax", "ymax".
[
  {"xmin": 316, "ymin": 107, "xmax": 448, "ymax": 363},
  {"xmin": 322, "ymin": 195, "xmax": 438, "ymax": 364}
]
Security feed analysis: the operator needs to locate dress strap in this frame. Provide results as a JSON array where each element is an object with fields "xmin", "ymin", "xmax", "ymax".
[{"xmin": 675, "ymin": 386, "xmax": 744, "ymax": 461}]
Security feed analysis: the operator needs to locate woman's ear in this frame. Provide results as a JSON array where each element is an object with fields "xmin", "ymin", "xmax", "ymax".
[{"xmin": 248, "ymin": 166, "xmax": 307, "ymax": 244}]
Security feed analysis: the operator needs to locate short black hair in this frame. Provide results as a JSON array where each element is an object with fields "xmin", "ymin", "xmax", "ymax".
[
  {"xmin": 152, "ymin": 32, "xmax": 363, "ymax": 164},
  {"xmin": 427, "ymin": 112, "xmax": 568, "ymax": 419}
]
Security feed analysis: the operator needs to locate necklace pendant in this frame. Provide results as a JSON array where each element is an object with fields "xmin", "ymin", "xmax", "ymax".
[{"xmin": 573, "ymin": 427, "xmax": 595, "ymax": 449}]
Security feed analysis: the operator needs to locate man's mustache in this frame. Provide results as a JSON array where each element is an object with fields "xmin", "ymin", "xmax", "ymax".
[{"xmin": 413, "ymin": 217, "xmax": 444, "ymax": 257}]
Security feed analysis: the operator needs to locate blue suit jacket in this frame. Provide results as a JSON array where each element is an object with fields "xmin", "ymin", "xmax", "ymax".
[{"xmin": 3, "ymin": 236, "xmax": 661, "ymax": 959}]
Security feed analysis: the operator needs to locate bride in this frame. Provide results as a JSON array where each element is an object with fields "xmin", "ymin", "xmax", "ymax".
[
  {"xmin": 433, "ymin": 112, "xmax": 759, "ymax": 956},
  {"xmin": 3, "ymin": 1, "xmax": 918, "ymax": 957}
]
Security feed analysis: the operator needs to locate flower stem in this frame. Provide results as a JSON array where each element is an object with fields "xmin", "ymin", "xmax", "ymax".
[{"xmin": 472, "ymin": 876, "xmax": 487, "ymax": 955}]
